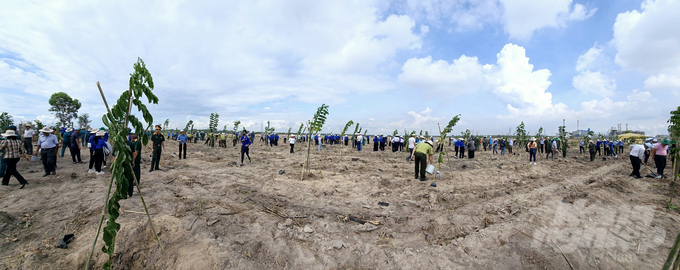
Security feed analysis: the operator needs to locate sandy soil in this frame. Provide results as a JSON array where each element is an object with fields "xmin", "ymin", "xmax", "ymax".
[{"xmin": 1, "ymin": 140, "xmax": 678, "ymax": 269}]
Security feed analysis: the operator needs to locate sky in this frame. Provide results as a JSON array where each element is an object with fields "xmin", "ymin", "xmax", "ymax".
[{"xmin": 1, "ymin": 0, "xmax": 678, "ymax": 136}]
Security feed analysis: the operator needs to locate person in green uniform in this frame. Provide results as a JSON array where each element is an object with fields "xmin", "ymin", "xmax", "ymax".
[
  {"xmin": 588, "ymin": 140, "xmax": 596, "ymax": 162},
  {"xmin": 149, "ymin": 125, "xmax": 165, "ymax": 172},
  {"xmin": 127, "ymin": 132, "xmax": 142, "ymax": 196},
  {"xmin": 410, "ymin": 140, "xmax": 434, "ymax": 181}
]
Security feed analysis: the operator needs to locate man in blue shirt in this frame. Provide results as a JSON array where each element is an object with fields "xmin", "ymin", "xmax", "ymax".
[
  {"xmin": 36, "ymin": 127, "xmax": 58, "ymax": 177},
  {"xmin": 240, "ymin": 130, "xmax": 251, "ymax": 165},
  {"xmin": 177, "ymin": 130, "xmax": 188, "ymax": 160},
  {"xmin": 596, "ymin": 140, "xmax": 602, "ymax": 156}
]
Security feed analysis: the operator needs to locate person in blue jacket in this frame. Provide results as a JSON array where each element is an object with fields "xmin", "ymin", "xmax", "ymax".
[
  {"xmin": 240, "ymin": 130, "xmax": 251, "ymax": 165},
  {"xmin": 380, "ymin": 134, "xmax": 387, "ymax": 151},
  {"xmin": 596, "ymin": 139, "xmax": 602, "ymax": 156},
  {"xmin": 457, "ymin": 138, "xmax": 466, "ymax": 158},
  {"xmin": 373, "ymin": 135, "xmax": 379, "ymax": 151}
]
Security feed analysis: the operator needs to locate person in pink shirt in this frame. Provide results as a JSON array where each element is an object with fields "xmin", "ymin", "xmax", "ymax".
[{"xmin": 651, "ymin": 139, "xmax": 670, "ymax": 178}]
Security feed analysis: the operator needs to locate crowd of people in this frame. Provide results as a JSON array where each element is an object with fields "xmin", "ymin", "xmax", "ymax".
[{"xmin": 1, "ymin": 122, "xmax": 676, "ymax": 191}]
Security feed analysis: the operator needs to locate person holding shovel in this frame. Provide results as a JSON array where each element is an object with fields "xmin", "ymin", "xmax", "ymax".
[
  {"xmin": 651, "ymin": 139, "xmax": 670, "ymax": 178},
  {"xmin": 411, "ymin": 140, "xmax": 434, "ymax": 181},
  {"xmin": 629, "ymin": 143, "xmax": 646, "ymax": 179}
]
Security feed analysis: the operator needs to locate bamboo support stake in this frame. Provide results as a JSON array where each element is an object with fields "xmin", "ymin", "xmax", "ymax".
[{"xmin": 86, "ymin": 82, "xmax": 116, "ymax": 270}]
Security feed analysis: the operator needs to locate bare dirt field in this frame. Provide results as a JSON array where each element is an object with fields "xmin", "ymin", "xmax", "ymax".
[{"xmin": 1, "ymin": 139, "xmax": 678, "ymax": 269}]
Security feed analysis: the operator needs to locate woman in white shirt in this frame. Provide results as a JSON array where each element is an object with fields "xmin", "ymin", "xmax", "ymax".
[{"xmin": 289, "ymin": 135, "xmax": 296, "ymax": 153}]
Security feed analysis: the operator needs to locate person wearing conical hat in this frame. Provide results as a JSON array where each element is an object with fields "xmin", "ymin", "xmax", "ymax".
[
  {"xmin": 1, "ymin": 129, "xmax": 30, "ymax": 188},
  {"xmin": 528, "ymin": 137, "xmax": 538, "ymax": 165},
  {"xmin": 36, "ymin": 127, "xmax": 58, "ymax": 177},
  {"xmin": 411, "ymin": 139, "xmax": 434, "ymax": 181}
]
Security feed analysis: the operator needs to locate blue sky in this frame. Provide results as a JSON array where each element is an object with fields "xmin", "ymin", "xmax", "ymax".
[{"xmin": 1, "ymin": 0, "xmax": 678, "ymax": 136}]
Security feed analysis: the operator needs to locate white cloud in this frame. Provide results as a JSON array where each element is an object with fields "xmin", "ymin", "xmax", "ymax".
[
  {"xmin": 575, "ymin": 46, "xmax": 603, "ymax": 72},
  {"xmin": 398, "ymin": 43, "xmax": 557, "ymax": 116},
  {"xmin": 486, "ymin": 44, "xmax": 556, "ymax": 115},
  {"xmin": 572, "ymin": 70, "xmax": 616, "ymax": 96},
  {"xmin": 500, "ymin": 0, "xmax": 596, "ymax": 40},
  {"xmin": 391, "ymin": 0, "xmax": 593, "ymax": 39},
  {"xmin": 645, "ymin": 73, "xmax": 680, "ymax": 90},
  {"xmin": 407, "ymin": 107, "xmax": 441, "ymax": 126},
  {"xmin": 397, "ymin": 55, "xmax": 486, "ymax": 97},
  {"xmin": 0, "ymin": 0, "xmax": 422, "ymax": 124},
  {"xmin": 613, "ymin": 0, "xmax": 680, "ymax": 74}
]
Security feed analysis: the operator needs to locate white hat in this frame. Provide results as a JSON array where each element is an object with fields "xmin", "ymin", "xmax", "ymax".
[
  {"xmin": 530, "ymin": 137, "xmax": 536, "ymax": 141},
  {"xmin": 1, "ymin": 130, "xmax": 17, "ymax": 137},
  {"xmin": 66, "ymin": 128, "xmax": 73, "ymax": 132},
  {"xmin": 39, "ymin": 127, "xmax": 53, "ymax": 133},
  {"xmin": 653, "ymin": 139, "xmax": 658, "ymax": 142},
  {"xmin": 90, "ymin": 128, "xmax": 99, "ymax": 133},
  {"xmin": 419, "ymin": 135, "xmax": 425, "ymax": 139},
  {"xmin": 96, "ymin": 130, "xmax": 106, "ymax": 136},
  {"xmin": 425, "ymin": 140, "xmax": 433, "ymax": 146}
]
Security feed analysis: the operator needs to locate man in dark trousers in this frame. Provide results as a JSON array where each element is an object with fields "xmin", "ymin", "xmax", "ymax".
[
  {"xmin": 127, "ymin": 132, "xmax": 142, "ymax": 196},
  {"xmin": 70, "ymin": 128, "xmax": 82, "ymax": 163},
  {"xmin": 149, "ymin": 125, "xmax": 165, "ymax": 172},
  {"xmin": 410, "ymin": 140, "xmax": 434, "ymax": 181}
]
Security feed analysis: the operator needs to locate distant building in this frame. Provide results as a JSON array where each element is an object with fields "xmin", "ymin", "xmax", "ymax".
[{"xmin": 571, "ymin": 129, "xmax": 590, "ymax": 137}]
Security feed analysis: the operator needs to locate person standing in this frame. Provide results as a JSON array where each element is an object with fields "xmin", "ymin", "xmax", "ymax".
[
  {"xmin": 539, "ymin": 138, "xmax": 544, "ymax": 154},
  {"xmin": 551, "ymin": 138, "xmax": 559, "ymax": 160},
  {"xmin": 61, "ymin": 128, "xmax": 72, "ymax": 158},
  {"xmin": 467, "ymin": 137, "xmax": 476, "ymax": 159},
  {"xmin": 70, "ymin": 128, "xmax": 82, "ymax": 163},
  {"xmin": 87, "ymin": 128, "xmax": 98, "ymax": 173},
  {"xmin": 93, "ymin": 131, "xmax": 107, "ymax": 175},
  {"xmin": 629, "ymin": 144, "xmax": 646, "ymax": 179},
  {"xmin": 651, "ymin": 139, "xmax": 670, "ymax": 178},
  {"xmin": 372, "ymin": 135, "xmax": 379, "ymax": 151},
  {"xmin": 23, "ymin": 124, "xmax": 34, "ymax": 155},
  {"xmin": 240, "ymin": 130, "xmax": 251, "ymax": 165},
  {"xmin": 36, "ymin": 127, "xmax": 58, "ymax": 177},
  {"xmin": 528, "ymin": 137, "xmax": 537, "ymax": 165},
  {"xmin": 500, "ymin": 139, "xmax": 506, "ymax": 156},
  {"xmin": 410, "ymin": 140, "xmax": 434, "ymax": 181},
  {"xmin": 149, "ymin": 125, "xmax": 165, "ymax": 172},
  {"xmin": 588, "ymin": 140, "xmax": 596, "ymax": 162},
  {"xmin": 493, "ymin": 139, "xmax": 498, "ymax": 154},
  {"xmin": 507, "ymin": 138, "xmax": 513, "ymax": 155},
  {"xmin": 289, "ymin": 135, "xmax": 296, "ymax": 153},
  {"xmin": 407, "ymin": 134, "xmax": 416, "ymax": 161},
  {"xmin": 355, "ymin": 133, "xmax": 363, "ymax": 151},
  {"xmin": 0, "ymin": 130, "xmax": 30, "ymax": 188},
  {"xmin": 596, "ymin": 139, "xmax": 602, "ymax": 156},
  {"xmin": 177, "ymin": 130, "xmax": 188, "ymax": 160},
  {"xmin": 378, "ymin": 134, "xmax": 385, "ymax": 151},
  {"xmin": 579, "ymin": 140, "xmax": 584, "ymax": 154},
  {"xmin": 127, "ymin": 132, "xmax": 142, "ymax": 197}
]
